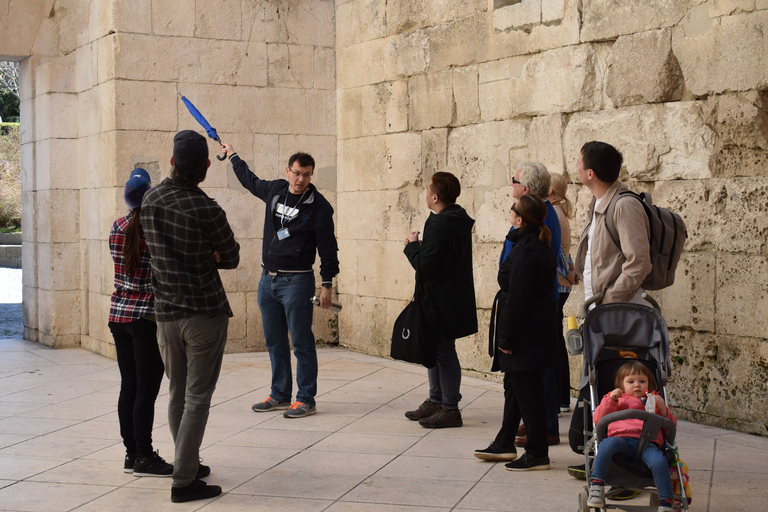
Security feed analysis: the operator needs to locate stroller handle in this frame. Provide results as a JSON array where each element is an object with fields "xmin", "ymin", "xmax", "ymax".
[{"xmin": 582, "ymin": 293, "xmax": 604, "ymax": 318}]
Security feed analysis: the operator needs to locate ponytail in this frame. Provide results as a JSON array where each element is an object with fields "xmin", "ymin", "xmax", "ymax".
[
  {"xmin": 539, "ymin": 224, "xmax": 552, "ymax": 247},
  {"xmin": 123, "ymin": 208, "xmax": 143, "ymax": 277}
]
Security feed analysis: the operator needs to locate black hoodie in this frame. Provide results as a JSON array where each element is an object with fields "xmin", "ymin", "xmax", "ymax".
[{"xmin": 404, "ymin": 204, "xmax": 478, "ymax": 340}]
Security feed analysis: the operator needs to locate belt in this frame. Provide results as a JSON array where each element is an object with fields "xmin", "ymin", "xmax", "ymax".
[{"xmin": 264, "ymin": 270, "xmax": 312, "ymax": 277}]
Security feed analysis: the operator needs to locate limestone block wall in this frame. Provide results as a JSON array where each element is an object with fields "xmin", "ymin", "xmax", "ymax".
[
  {"xmin": 7, "ymin": 0, "xmax": 338, "ymax": 355},
  {"xmin": 334, "ymin": 0, "xmax": 768, "ymax": 435}
]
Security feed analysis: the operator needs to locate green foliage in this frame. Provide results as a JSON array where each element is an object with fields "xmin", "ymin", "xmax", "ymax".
[
  {"xmin": 0, "ymin": 91, "xmax": 19, "ymax": 122},
  {"xmin": 0, "ymin": 124, "xmax": 21, "ymax": 229}
]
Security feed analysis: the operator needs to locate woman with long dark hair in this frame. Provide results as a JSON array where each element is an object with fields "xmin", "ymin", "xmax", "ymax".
[
  {"xmin": 474, "ymin": 194, "xmax": 559, "ymax": 470},
  {"xmin": 108, "ymin": 169, "xmax": 172, "ymax": 477}
]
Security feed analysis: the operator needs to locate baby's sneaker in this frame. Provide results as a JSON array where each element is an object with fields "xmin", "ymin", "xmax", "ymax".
[{"xmin": 587, "ymin": 484, "xmax": 605, "ymax": 508}]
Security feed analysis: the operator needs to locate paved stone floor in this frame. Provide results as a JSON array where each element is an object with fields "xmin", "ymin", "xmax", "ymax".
[{"xmin": 2, "ymin": 337, "xmax": 767, "ymax": 511}]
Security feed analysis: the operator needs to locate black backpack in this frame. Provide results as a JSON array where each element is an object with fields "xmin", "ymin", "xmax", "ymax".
[{"xmin": 604, "ymin": 190, "xmax": 687, "ymax": 291}]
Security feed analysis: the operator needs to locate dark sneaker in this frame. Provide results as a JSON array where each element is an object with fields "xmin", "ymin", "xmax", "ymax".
[
  {"xmin": 418, "ymin": 407, "xmax": 462, "ymax": 428},
  {"xmin": 123, "ymin": 454, "xmax": 136, "ymax": 474},
  {"xmin": 405, "ymin": 399, "xmax": 442, "ymax": 421},
  {"xmin": 568, "ymin": 463, "xmax": 586, "ymax": 480},
  {"xmin": 196, "ymin": 463, "xmax": 210, "ymax": 479},
  {"xmin": 252, "ymin": 397, "xmax": 291, "ymax": 412},
  {"xmin": 134, "ymin": 450, "xmax": 173, "ymax": 477},
  {"xmin": 606, "ymin": 487, "xmax": 642, "ymax": 500},
  {"xmin": 473, "ymin": 442, "xmax": 517, "ymax": 461},
  {"xmin": 171, "ymin": 478, "xmax": 222, "ymax": 503},
  {"xmin": 504, "ymin": 452, "xmax": 550, "ymax": 471},
  {"xmin": 283, "ymin": 401, "xmax": 317, "ymax": 418}
]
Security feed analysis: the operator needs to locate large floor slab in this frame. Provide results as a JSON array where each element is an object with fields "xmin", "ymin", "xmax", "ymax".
[{"xmin": 1, "ymin": 338, "xmax": 766, "ymax": 511}]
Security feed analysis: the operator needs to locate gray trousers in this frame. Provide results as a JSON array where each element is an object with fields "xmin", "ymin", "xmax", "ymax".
[{"xmin": 157, "ymin": 312, "xmax": 228, "ymax": 487}]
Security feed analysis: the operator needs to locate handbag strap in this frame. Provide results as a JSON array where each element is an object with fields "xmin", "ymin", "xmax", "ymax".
[{"xmin": 488, "ymin": 290, "xmax": 502, "ymax": 357}]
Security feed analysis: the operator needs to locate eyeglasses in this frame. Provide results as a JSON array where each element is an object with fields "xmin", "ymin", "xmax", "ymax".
[
  {"xmin": 287, "ymin": 168, "xmax": 313, "ymax": 179},
  {"xmin": 512, "ymin": 178, "xmax": 522, "ymax": 185}
]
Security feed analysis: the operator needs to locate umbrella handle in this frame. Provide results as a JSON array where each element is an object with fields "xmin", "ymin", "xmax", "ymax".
[{"xmin": 214, "ymin": 137, "xmax": 226, "ymax": 161}]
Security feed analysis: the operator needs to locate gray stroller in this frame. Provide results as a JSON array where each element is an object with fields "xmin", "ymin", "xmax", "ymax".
[{"xmin": 568, "ymin": 294, "xmax": 689, "ymax": 512}]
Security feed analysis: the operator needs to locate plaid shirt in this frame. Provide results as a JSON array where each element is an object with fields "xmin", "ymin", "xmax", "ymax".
[
  {"xmin": 141, "ymin": 178, "xmax": 240, "ymax": 322},
  {"xmin": 109, "ymin": 213, "xmax": 155, "ymax": 323}
]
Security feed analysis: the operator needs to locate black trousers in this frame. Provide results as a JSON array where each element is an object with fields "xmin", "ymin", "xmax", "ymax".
[
  {"xmin": 109, "ymin": 317, "xmax": 164, "ymax": 457},
  {"xmin": 494, "ymin": 368, "xmax": 548, "ymax": 458}
]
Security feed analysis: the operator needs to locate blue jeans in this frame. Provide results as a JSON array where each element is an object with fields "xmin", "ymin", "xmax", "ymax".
[
  {"xmin": 427, "ymin": 337, "xmax": 462, "ymax": 410},
  {"xmin": 592, "ymin": 436, "xmax": 673, "ymax": 500},
  {"xmin": 258, "ymin": 272, "xmax": 317, "ymax": 406}
]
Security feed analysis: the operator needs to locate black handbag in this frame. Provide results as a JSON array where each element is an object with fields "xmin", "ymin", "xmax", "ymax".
[{"xmin": 390, "ymin": 272, "xmax": 438, "ymax": 368}]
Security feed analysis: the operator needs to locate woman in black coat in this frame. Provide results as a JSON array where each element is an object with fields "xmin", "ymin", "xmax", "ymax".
[
  {"xmin": 402, "ymin": 171, "xmax": 478, "ymax": 429},
  {"xmin": 475, "ymin": 194, "xmax": 559, "ymax": 470}
]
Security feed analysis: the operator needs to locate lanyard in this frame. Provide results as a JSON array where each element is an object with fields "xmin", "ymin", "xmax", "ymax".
[{"xmin": 280, "ymin": 189, "xmax": 308, "ymax": 228}]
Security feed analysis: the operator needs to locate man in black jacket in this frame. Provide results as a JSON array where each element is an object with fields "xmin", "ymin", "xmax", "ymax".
[
  {"xmin": 220, "ymin": 142, "xmax": 339, "ymax": 418},
  {"xmin": 402, "ymin": 171, "xmax": 478, "ymax": 428}
]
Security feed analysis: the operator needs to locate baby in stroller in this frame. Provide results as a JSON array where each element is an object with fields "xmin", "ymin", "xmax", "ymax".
[{"xmin": 587, "ymin": 360, "xmax": 677, "ymax": 512}]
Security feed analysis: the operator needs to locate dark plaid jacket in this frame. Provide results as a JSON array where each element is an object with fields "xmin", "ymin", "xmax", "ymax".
[{"xmin": 141, "ymin": 178, "xmax": 240, "ymax": 321}]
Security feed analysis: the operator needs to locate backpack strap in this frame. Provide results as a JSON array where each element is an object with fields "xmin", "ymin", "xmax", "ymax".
[{"xmin": 603, "ymin": 190, "xmax": 652, "ymax": 256}]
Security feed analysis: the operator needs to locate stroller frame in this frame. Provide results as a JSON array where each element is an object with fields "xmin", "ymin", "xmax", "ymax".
[{"xmin": 573, "ymin": 293, "xmax": 689, "ymax": 512}]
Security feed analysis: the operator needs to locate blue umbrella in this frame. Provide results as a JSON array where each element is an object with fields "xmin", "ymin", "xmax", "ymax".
[{"xmin": 178, "ymin": 92, "xmax": 226, "ymax": 161}]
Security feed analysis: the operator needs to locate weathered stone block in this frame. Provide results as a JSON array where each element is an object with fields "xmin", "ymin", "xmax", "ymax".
[
  {"xmin": 113, "ymin": 80, "xmax": 176, "ymax": 132},
  {"xmin": 563, "ymin": 103, "xmax": 716, "ymax": 181},
  {"xmin": 705, "ymin": 91, "xmax": 768, "ymax": 178},
  {"xmin": 672, "ymin": 10, "xmax": 768, "ymax": 96},
  {"xmin": 366, "ymin": 81, "xmax": 408, "ymax": 136},
  {"xmin": 529, "ymin": 114, "xmax": 566, "ymax": 175},
  {"xmin": 34, "ymin": 55, "xmax": 76, "ymax": 94},
  {"xmin": 652, "ymin": 177, "xmax": 768, "ymax": 255},
  {"xmin": 447, "ymin": 120, "xmax": 527, "ymax": 188},
  {"xmin": 421, "ymin": 128, "xmax": 448, "ymax": 180},
  {"xmin": 337, "ymin": 88, "xmax": 363, "ymax": 140},
  {"xmin": 251, "ymin": 0, "xmax": 335, "ymax": 47},
  {"xmin": 386, "ymin": 32, "xmax": 424, "ymax": 82},
  {"xmin": 34, "ymin": 93, "xmax": 79, "ymax": 141},
  {"xmin": 408, "ymin": 71, "xmax": 454, "ymax": 130},
  {"xmin": 452, "ymin": 66, "xmax": 480, "ymax": 126},
  {"xmin": 473, "ymin": 241, "xmax": 505, "ymax": 309},
  {"xmin": 474, "ymin": 186, "xmax": 516, "ymax": 244},
  {"xmin": 314, "ymin": 47, "xmax": 336, "ymax": 90},
  {"xmin": 542, "ymin": 0, "xmax": 567, "ymax": 22},
  {"xmin": 337, "ymin": 37, "xmax": 397, "ymax": 89},
  {"xmin": 90, "ymin": 0, "xmax": 151, "ymax": 40},
  {"xmin": 710, "ymin": 0, "xmax": 758, "ymax": 18},
  {"xmin": 428, "ymin": 14, "xmax": 490, "ymax": 71},
  {"xmin": 22, "ymin": 284, "xmax": 38, "ymax": 337},
  {"xmin": 337, "ymin": 0, "xmax": 387, "ymax": 48},
  {"xmin": 337, "ymin": 295, "xmax": 409, "ymax": 357},
  {"xmin": 267, "ymin": 43, "xmax": 314, "ymax": 88},
  {"xmin": 338, "ymin": 133, "xmax": 421, "ymax": 191},
  {"xmin": 37, "ymin": 289, "xmax": 81, "ymax": 336},
  {"xmin": 386, "ymin": 0, "xmax": 487, "ymax": 35},
  {"xmin": 494, "ymin": 0, "xmax": 541, "ymax": 31},
  {"xmin": 336, "ymin": 190, "xmax": 412, "ymax": 241},
  {"xmin": 716, "ymin": 255, "xmax": 768, "ymax": 338},
  {"xmin": 480, "ymin": 44, "xmax": 606, "ymax": 119},
  {"xmin": 152, "ymin": 0, "xmax": 195, "ymax": 36},
  {"xmin": 337, "ymin": 237, "xmax": 358, "ymax": 295},
  {"xmin": 209, "ymin": 187, "xmax": 264, "ymax": 241},
  {"xmin": 656, "ymin": 253, "xmax": 716, "ymax": 333},
  {"xmin": 35, "ymin": 138, "xmax": 79, "ymax": 191},
  {"xmin": 581, "ymin": 0, "xmax": 698, "ymax": 42},
  {"xmin": 668, "ymin": 330, "xmax": 768, "ymax": 428},
  {"xmin": 196, "ymin": 0, "xmax": 242, "ymax": 40},
  {"xmin": 607, "ymin": 28, "xmax": 683, "ymax": 107},
  {"xmin": 356, "ymin": 240, "xmax": 416, "ymax": 300},
  {"xmin": 305, "ymin": 89, "xmax": 336, "ymax": 136},
  {"xmin": 35, "ymin": 190, "xmax": 80, "ymax": 244},
  {"xmin": 244, "ymin": 291, "xmax": 267, "ymax": 351}
]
